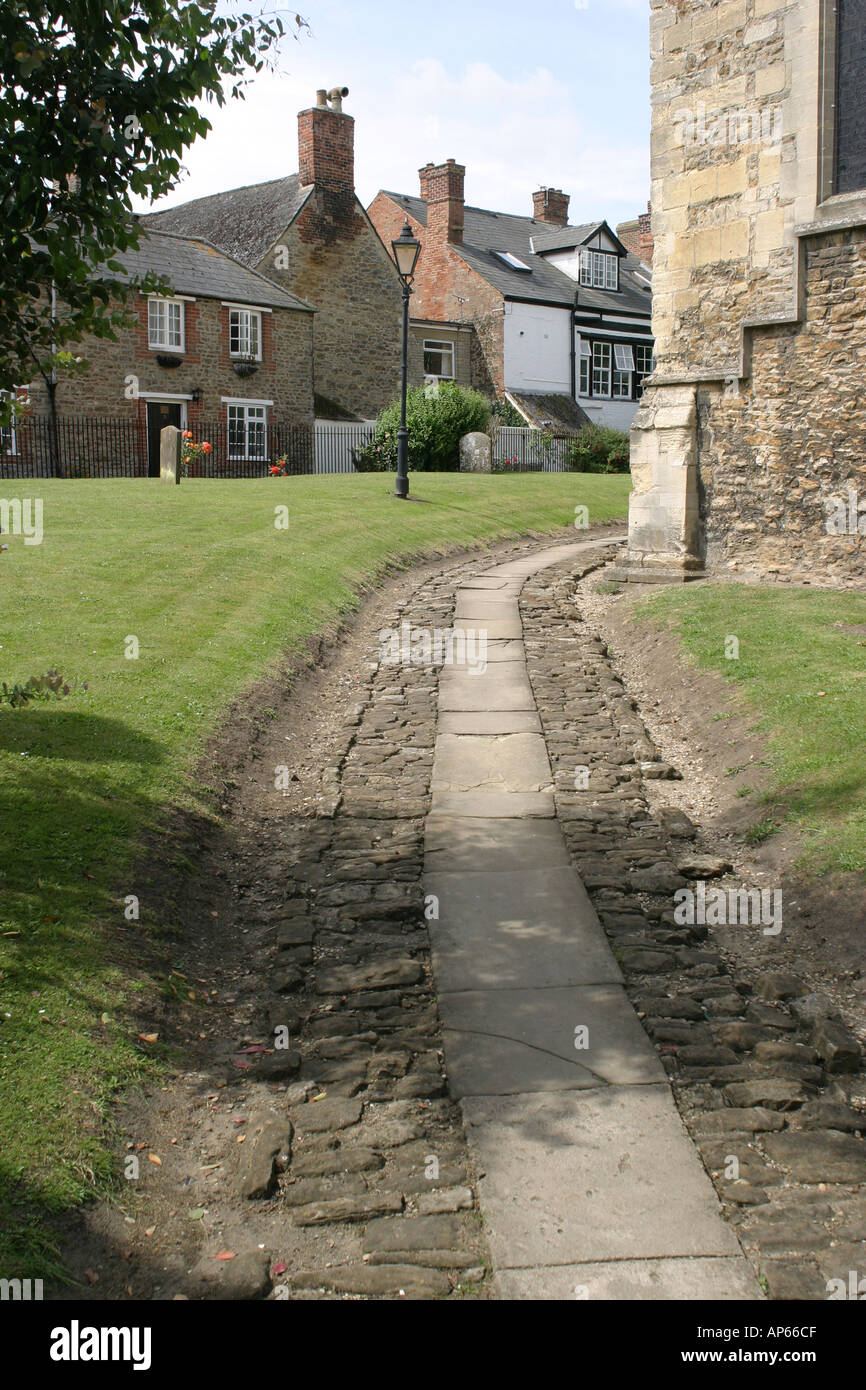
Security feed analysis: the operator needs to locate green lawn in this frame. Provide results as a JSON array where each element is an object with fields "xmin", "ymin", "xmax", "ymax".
[
  {"xmin": 637, "ymin": 583, "xmax": 866, "ymax": 875},
  {"xmin": 0, "ymin": 472, "xmax": 629, "ymax": 1276}
]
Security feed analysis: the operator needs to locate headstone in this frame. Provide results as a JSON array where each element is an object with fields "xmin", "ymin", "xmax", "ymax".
[
  {"xmin": 160, "ymin": 425, "xmax": 181, "ymax": 484},
  {"xmin": 459, "ymin": 431, "xmax": 492, "ymax": 473}
]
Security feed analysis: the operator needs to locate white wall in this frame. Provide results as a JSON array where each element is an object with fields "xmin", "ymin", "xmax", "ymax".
[
  {"xmin": 503, "ymin": 301, "xmax": 572, "ymax": 393},
  {"xmin": 578, "ymin": 397, "xmax": 640, "ymax": 430}
]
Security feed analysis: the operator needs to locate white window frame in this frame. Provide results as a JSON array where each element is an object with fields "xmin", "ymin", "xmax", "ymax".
[
  {"xmin": 226, "ymin": 401, "xmax": 268, "ymax": 461},
  {"xmin": 422, "ymin": 339, "xmax": 455, "ymax": 380},
  {"xmin": 591, "ymin": 341, "xmax": 612, "ymax": 398},
  {"xmin": 578, "ymin": 340, "xmax": 591, "ymax": 397},
  {"xmin": 148, "ymin": 297, "xmax": 185, "ymax": 352},
  {"xmin": 634, "ymin": 343, "xmax": 655, "ymax": 376},
  {"xmin": 229, "ymin": 308, "xmax": 262, "ymax": 361},
  {"xmin": 579, "ymin": 248, "xmax": 619, "ymax": 291}
]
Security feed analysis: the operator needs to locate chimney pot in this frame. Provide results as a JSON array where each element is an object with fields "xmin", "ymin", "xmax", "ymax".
[
  {"xmin": 298, "ymin": 96, "xmax": 355, "ymax": 214},
  {"xmin": 532, "ymin": 187, "xmax": 570, "ymax": 227},
  {"xmin": 419, "ymin": 159, "xmax": 465, "ymax": 246}
]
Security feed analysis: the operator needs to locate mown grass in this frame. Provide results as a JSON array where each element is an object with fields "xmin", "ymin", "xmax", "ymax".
[
  {"xmin": 0, "ymin": 472, "xmax": 630, "ymax": 1276},
  {"xmin": 636, "ymin": 583, "xmax": 866, "ymax": 875}
]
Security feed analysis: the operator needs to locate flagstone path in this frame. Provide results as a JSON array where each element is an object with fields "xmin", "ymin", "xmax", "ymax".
[{"xmin": 425, "ymin": 539, "xmax": 761, "ymax": 1299}]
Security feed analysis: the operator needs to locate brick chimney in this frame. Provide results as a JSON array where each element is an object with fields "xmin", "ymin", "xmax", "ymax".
[
  {"xmin": 419, "ymin": 159, "xmax": 465, "ymax": 246},
  {"xmin": 297, "ymin": 87, "xmax": 354, "ymax": 211},
  {"xmin": 638, "ymin": 200, "xmax": 654, "ymax": 264},
  {"xmin": 532, "ymin": 187, "xmax": 570, "ymax": 227}
]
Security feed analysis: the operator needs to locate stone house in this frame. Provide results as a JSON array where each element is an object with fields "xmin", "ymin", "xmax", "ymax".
[
  {"xmin": 368, "ymin": 166, "xmax": 654, "ymax": 431},
  {"xmin": 21, "ymin": 228, "xmax": 315, "ymax": 476},
  {"xmin": 145, "ymin": 89, "xmax": 403, "ymax": 421},
  {"xmin": 622, "ymin": 0, "xmax": 866, "ymax": 585}
]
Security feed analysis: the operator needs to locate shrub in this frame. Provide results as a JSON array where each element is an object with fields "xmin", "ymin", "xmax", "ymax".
[
  {"xmin": 1, "ymin": 670, "xmax": 87, "ymax": 708},
  {"xmin": 489, "ymin": 395, "xmax": 526, "ymax": 428},
  {"xmin": 566, "ymin": 423, "xmax": 631, "ymax": 474},
  {"xmin": 355, "ymin": 382, "xmax": 491, "ymax": 473}
]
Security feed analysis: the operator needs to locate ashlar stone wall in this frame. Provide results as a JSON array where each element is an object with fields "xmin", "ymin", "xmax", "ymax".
[{"xmin": 626, "ymin": 0, "xmax": 866, "ymax": 585}]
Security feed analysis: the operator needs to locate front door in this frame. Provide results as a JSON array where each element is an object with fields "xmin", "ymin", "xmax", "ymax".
[{"xmin": 146, "ymin": 401, "xmax": 182, "ymax": 477}]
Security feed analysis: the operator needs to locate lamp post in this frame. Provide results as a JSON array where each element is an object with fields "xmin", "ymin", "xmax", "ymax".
[{"xmin": 391, "ymin": 219, "xmax": 422, "ymax": 499}]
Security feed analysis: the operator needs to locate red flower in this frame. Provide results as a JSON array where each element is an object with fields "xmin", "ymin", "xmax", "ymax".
[
  {"xmin": 201, "ymin": 441, "xmax": 212, "ymax": 454},
  {"xmin": 182, "ymin": 430, "xmax": 193, "ymax": 439},
  {"xmin": 269, "ymin": 465, "xmax": 280, "ymax": 475}
]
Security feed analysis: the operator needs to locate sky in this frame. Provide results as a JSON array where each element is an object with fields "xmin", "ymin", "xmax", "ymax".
[{"xmin": 134, "ymin": 0, "xmax": 651, "ymax": 228}]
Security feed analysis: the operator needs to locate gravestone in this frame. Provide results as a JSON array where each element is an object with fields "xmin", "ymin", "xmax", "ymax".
[
  {"xmin": 459, "ymin": 432, "xmax": 492, "ymax": 474},
  {"xmin": 159, "ymin": 425, "xmax": 181, "ymax": 484}
]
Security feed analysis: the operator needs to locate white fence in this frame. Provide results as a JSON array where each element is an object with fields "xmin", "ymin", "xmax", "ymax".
[
  {"xmin": 491, "ymin": 427, "xmax": 571, "ymax": 472},
  {"xmin": 314, "ymin": 420, "xmax": 375, "ymax": 474}
]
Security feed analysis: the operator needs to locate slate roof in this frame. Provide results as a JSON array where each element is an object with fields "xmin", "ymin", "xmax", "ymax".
[
  {"xmin": 381, "ymin": 192, "xmax": 652, "ymax": 316},
  {"xmin": 106, "ymin": 227, "xmax": 314, "ymax": 313},
  {"xmin": 142, "ymin": 175, "xmax": 312, "ymax": 269},
  {"xmin": 506, "ymin": 391, "xmax": 590, "ymax": 434}
]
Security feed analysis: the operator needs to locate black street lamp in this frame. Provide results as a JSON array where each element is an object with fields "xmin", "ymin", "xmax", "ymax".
[{"xmin": 391, "ymin": 219, "xmax": 422, "ymax": 499}]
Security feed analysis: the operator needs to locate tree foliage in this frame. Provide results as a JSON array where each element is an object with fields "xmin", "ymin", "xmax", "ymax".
[{"xmin": 0, "ymin": 2, "xmax": 306, "ymax": 420}]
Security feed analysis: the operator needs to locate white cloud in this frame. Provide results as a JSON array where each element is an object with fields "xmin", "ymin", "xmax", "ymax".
[{"xmin": 136, "ymin": 53, "xmax": 648, "ymax": 226}]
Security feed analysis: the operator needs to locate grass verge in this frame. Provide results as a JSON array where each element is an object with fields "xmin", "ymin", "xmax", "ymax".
[
  {"xmin": 636, "ymin": 582, "xmax": 866, "ymax": 875},
  {"xmin": 0, "ymin": 472, "xmax": 629, "ymax": 1275}
]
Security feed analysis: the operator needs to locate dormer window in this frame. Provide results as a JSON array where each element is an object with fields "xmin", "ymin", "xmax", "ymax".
[
  {"xmin": 148, "ymin": 297, "xmax": 184, "ymax": 351},
  {"xmin": 579, "ymin": 249, "xmax": 619, "ymax": 291}
]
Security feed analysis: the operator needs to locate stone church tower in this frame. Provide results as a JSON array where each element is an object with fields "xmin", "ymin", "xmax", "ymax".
[{"xmin": 622, "ymin": 0, "xmax": 866, "ymax": 585}]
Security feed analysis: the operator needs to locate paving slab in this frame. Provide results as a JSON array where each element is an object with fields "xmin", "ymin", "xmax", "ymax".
[
  {"xmin": 452, "ymin": 617, "xmax": 524, "ymax": 640},
  {"xmin": 431, "ymin": 790, "xmax": 555, "ymax": 819},
  {"xmin": 454, "ymin": 596, "xmax": 522, "ymax": 620},
  {"xmin": 431, "ymin": 733, "xmax": 552, "ymax": 794},
  {"xmin": 459, "ymin": 577, "xmax": 524, "ymax": 592},
  {"xmin": 438, "ymin": 662, "xmax": 534, "ymax": 711},
  {"xmin": 424, "ymin": 815, "xmax": 567, "ymax": 871},
  {"xmin": 478, "ymin": 639, "xmax": 526, "ymax": 663},
  {"xmin": 426, "ymin": 866, "xmax": 620, "ymax": 992},
  {"xmin": 496, "ymin": 1258, "xmax": 761, "ymax": 1301},
  {"xmin": 439, "ymin": 984, "xmax": 661, "ymax": 1096},
  {"xmin": 462, "ymin": 1088, "xmax": 745, "ymax": 1266},
  {"xmin": 437, "ymin": 710, "xmax": 542, "ymax": 735}
]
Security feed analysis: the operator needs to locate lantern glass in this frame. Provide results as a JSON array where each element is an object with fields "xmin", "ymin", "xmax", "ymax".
[{"xmin": 392, "ymin": 221, "xmax": 421, "ymax": 281}]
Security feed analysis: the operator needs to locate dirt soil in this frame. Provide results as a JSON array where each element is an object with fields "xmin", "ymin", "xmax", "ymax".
[{"xmin": 581, "ymin": 568, "xmax": 866, "ymax": 1049}]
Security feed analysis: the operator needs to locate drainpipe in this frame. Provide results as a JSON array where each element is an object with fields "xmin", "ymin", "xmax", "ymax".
[{"xmin": 570, "ymin": 288, "xmax": 579, "ymax": 400}]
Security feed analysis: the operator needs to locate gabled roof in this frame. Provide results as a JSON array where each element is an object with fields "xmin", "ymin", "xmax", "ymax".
[
  {"xmin": 529, "ymin": 220, "xmax": 629, "ymax": 257},
  {"xmin": 142, "ymin": 175, "xmax": 312, "ymax": 269},
  {"xmin": 106, "ymin": 227, "xmax": 314, "ymax": 313},
  {"xmin": 379, "ymin": 192, "xmax": 652, "ymax": 315}
]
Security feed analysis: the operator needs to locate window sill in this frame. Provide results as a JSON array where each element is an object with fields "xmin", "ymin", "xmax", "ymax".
[{"xmin": 796, "ymin": 191, "xmax": 866, "ymax": 237}]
